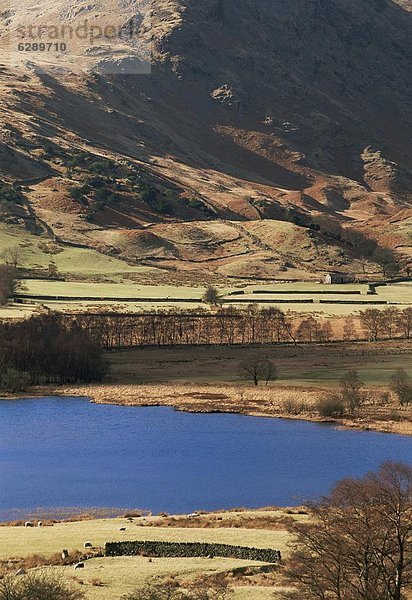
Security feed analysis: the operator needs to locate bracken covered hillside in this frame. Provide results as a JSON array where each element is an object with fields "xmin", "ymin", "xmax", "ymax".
[{"xmin": 0, "ymin": 0, "xmax": 411, "ymax": 282}]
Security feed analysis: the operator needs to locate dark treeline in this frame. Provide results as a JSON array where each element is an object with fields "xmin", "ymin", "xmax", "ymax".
[
  {"xmin": 70, "ymin": 306, "xmax": 412, "ymax": 350},
  {"xmin": 0, "ymin": 264, "xmax": 18, "ymax": 305},
  {"xmin": 0, "ymin": 314, "xmax": 106, "ymax": 389}
]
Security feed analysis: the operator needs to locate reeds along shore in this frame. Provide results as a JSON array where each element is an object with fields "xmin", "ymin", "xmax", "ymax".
[{"xmin": 50, "ymin": 382, "xmax": 412, "ymax": 437}]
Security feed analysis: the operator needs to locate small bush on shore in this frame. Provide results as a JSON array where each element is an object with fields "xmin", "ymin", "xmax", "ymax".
[
  {"xmin": 317, "ymin": 393, "xmax": 345, "ymax": 418},
  {"xmin": 283, "ymin": 398, "xmax": 308, "ymax": 415},
  {"xmin": 0, "ymin": 368, "xmax": 30, "ymax": 393}
]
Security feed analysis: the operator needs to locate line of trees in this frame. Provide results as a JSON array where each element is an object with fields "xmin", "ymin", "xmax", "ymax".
[
  {"xmin": 69, "ymin": 306, "xmax": 412, "ymax": 350},
  {"xmin": 70, "ymin": 308, "xmax": 313, "ymax": 349},
  {"xmin": 359, "ymin": 308, "xmax": 412, "ymax": 341},
  {"xmin": 0, "ymin": 314, "xmax": 106, "ymax": 391}
]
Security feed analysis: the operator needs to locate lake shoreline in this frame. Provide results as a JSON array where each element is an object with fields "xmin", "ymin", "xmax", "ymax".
[{"xmin": 2, "ymin": 382, "xmax": 411, "ymax": 436}]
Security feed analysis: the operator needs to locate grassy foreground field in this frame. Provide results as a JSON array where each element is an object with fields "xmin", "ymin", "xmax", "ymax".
[
  {"xmin": 0, "ymin": 512, "xmax": 299, "ymax": 599},
  {"xmin": 0, "ymin": 515, "xmax": 294, "ymax": 558}
]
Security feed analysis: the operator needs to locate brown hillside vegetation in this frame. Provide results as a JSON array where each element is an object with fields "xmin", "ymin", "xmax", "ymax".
[{"xmin": 0, "ymin": 0, "xmax": 410, "ymax": 281}]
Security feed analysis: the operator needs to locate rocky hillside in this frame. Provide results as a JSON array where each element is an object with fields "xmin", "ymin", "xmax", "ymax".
[{"xmin": 0, "ymin": 0, "xmax": 411, "ymax": 282}]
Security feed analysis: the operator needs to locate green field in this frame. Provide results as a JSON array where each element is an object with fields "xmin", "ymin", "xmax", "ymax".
[
  {"xmin": 0, "ymin": 517, "xmax": 291, "ymax": 558},
  {"xmin": 6, "ymin": 279, "xmax": 410, "ymax": 319},
  {"xmin": 276, "ymin": 360, "xmax": 412, "ymax": 387},
  {"xmin": 108, "ymin": 342, "xmax": 412, "ymax": 388},
  {"xmin": 18, "ymin": 280, "xmax": 205, "ymax": 300},
  {"xmin": 232, "ymin": 282, "xmax": 371, "ymax": 294},
  {"xmin": 57, "ymin": 556, "xmax": 271, "ymax": 600},
  {"xmin": 0, "ymin": 224, "xmax": 157, "ymax": 279},
  {"xmin": 0, "ymin": 515, "xmax": 294, "ymax": 599}
]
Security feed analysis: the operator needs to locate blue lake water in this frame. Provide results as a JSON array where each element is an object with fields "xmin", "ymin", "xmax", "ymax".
[{"xmin": 0, "ymin": 396, "xmax": 411, "ymax": 519}]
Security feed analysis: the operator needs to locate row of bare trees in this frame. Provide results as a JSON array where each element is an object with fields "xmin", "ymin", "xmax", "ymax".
[
  {"xmin": 68, "ymin": 306, "xmax": 412, "ymax": 349},
  {"xmin": 358, "ymin": 307, "xmax": 412, "ymax": 341},
  {"xmin": 71, "ymin": 308, "xmax": 323, "ymax": 349}
]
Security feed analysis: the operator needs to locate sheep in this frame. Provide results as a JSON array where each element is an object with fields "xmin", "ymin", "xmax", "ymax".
[
  {"xmin": 37, "ymin": 521, "xmax": 42, "ymax": 527},
  {"xmin": 24, "ymin": 522, "xmax": 33, "ymax": 528},
  {"xmin": 83, "ymin": 541, "xmax": 93, "ymax": 548}
]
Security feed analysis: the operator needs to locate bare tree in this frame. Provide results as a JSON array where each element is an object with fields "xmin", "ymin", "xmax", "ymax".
[
  {"xmin": 343, "ymin": 317, "xmax": 356, "ymax": 341},
  {"xmin": 373, "ymin": 247, "xmax": 399, "ymax": 278},
  {"xmin": 397, "ymin": 307, "xmax": 412, "ymax": 339},
  {"xmin": 340, "ymin": 369, "xmax": 364, "ymax": 414},
  {"xmin": 1, "ymin": 245, "xmax": 23, "ymax": 269},
  {"xmin": 282, "ymin": 462, "xmax": 412, "ymax": 600},
  {"xmin": 239, "ymin": 358, "xmax": 277, "ymax": 386},
  {"xmin": 382, "ymin": 307, "xmax": 401, "ymax": 339},
  {"xmin": 359, "ymin": 309, "xmax": 385, "ymax": 341},
  {"xmin": 296, "ymin": 317, "xmax": 319, "ymax": 343},
  {"xmin": 390, "ymin": 369, "xmax": 411, "ymax": 406}
]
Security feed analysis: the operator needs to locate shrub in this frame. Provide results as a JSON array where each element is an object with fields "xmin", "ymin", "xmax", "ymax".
[
  {"xmin": 203, "ymin": 286, "xmax": 221, "ymax": 306},
  {"xmin": 0, "ymin": 368, "xmax": 31, "ymax": 393},
  {"xmin": 283, "ymin": 398, "xmax": 308, "ymax": 415},
  {"xmin": 121, "ymin": 575, "xmax": 233, "ymax": 600},
  {"xmin": 89, "ymin": 160, "xmax": 116, "ymax": 175},
  {"xmin": 0, "ymin": 181, "xmax": 22, "ymax": 204},
  {"xmin": 67, "ymin": 186, "xmax": 89, "ymax": 202},
  {"xmin": 121, "ymin": 580, "xmax": 180, "ymax": 600},
  {"xmin": 0, "ymin": 570, "xmax": 85, "ymax": 600},
  {"xmin": 317, "ymin": 393, "xmax": 345, "ymax": 418}
]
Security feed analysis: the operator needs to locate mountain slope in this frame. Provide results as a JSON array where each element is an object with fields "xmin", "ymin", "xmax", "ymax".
[{"xmin": 0, "ymin": 0, "xmax": 411, "ymax": 281}]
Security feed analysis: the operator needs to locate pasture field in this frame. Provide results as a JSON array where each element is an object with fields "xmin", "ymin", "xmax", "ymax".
[
  {"xmin": 18, "ymin": 280, "xmax": 206, "ymax": 300},
  {"xmin": 0, "ymin": 512, "xmax": 297, "ymax": 599},
  {"xmin": 0, "ymin": 224, "xmax": 157, "ymax": 279},
  {"xmin": 107, "ymin": 341, "xmax": 412, "ymax": 387},
  {"xmin": 5, "ymin": 278, "xmax": 410, "ymax": 319},
  {"xmin": 57, "ymin": 556, "xmax": 273, "ymax": 600},
  {"xmin": 0, "ymin": 516, "xmax": 293, "ymax": 558},
  {"xmin": 374, "ymin": 282, "xmax": 412, "ymax": 303},
  {"xmin": 230, "ymin": 282, "xmax": 371, "ymax": 294}
]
